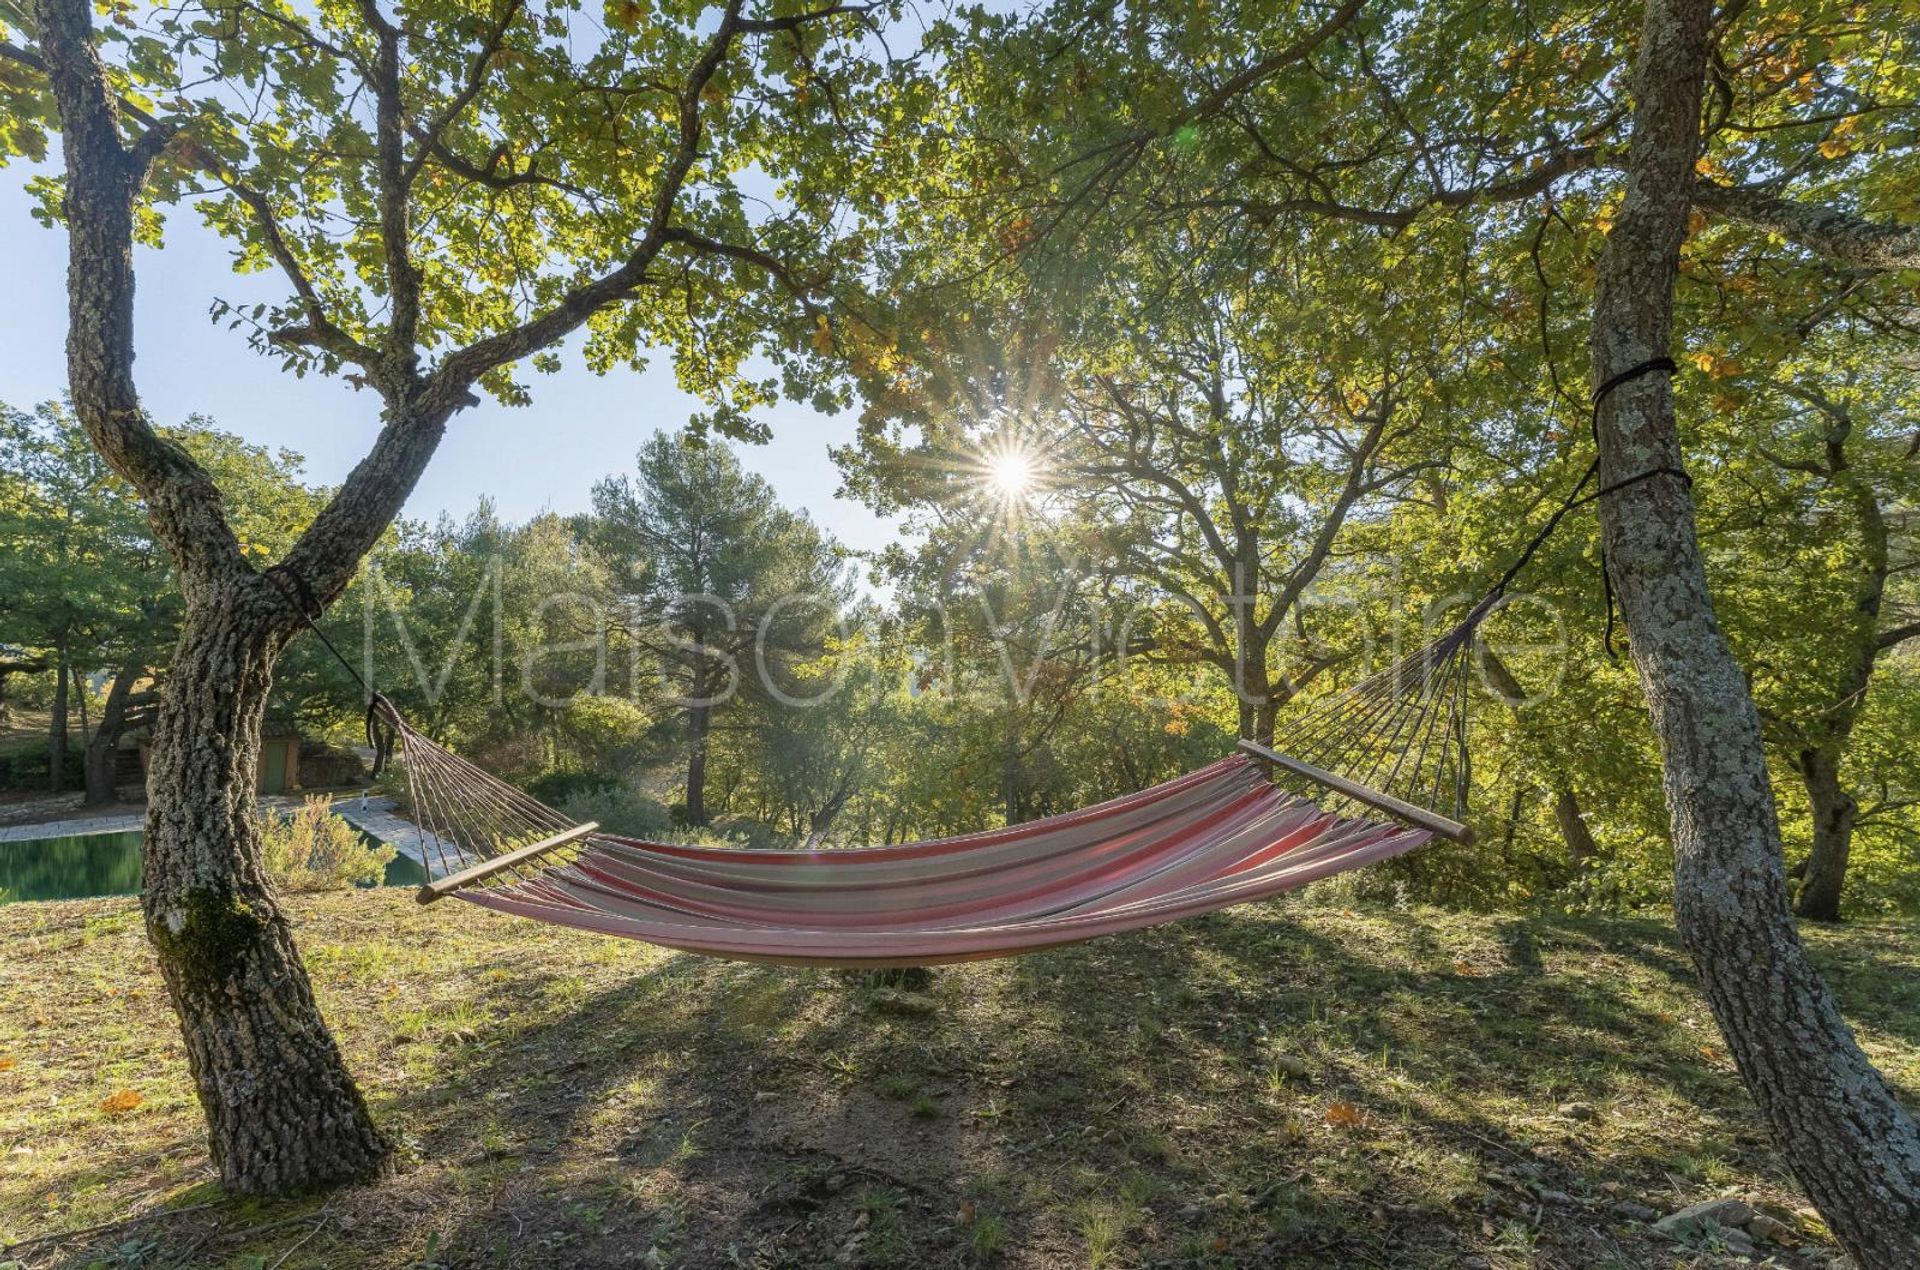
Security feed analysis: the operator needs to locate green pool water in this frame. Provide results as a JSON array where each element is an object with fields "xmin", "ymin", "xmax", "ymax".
[{"xmin": 0, "ymin": 828, "xmax": 426, "ymax": 904}]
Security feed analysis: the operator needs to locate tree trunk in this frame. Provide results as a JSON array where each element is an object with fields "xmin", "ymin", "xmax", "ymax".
[
  {"xmin": 685, "ymin": 698, "xmax": 710, "ymax": 827},
  {"xmin": 48, "ymin": 643, "xmax": 69, "ymax": 794},
  {"xmin": 1552, "ymin": 790, "xmax": 1600, "ymax": 869},
  {"xmin": 1002, "ymin": 735, "xmax": 1021, "ymax": 825},
  {"xmin": 32, "ymin": 0, "xmax": 400, "ymax": 1193},
  {"xmin": 73, "ymin": 663, "xmax": 92, "ymax": 743},
  {"xmin": 805, "ymin": 781, "xmax": 853, "ymax": 847},
  {"xmin": 1236, "ymin": 638, "xmax": 1276, "ymax": 743},
  {"xmin": 1794, "ymin": 746, "xmax": 1856, "ymax": 923},
  {"xmin": 1591, "ymin": 0, "xmax": 1920, "ymax": 1259},
  {"xmin": 1784, "ymin": 416, "xmax": 1884, "ymax": 924},
  {"xmin": 0, "ymin": 659, "xmax": 48, "ymax": 727},
  {"xmin": 142, "ymin": 580, "xmax": 388, "ymax": 1193},
  {"xmin": 83, "ymin": 660, "xmax": 140, "ymax": 805}
]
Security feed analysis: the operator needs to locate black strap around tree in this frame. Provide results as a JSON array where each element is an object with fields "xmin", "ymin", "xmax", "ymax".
[
  {"xmin": 1480, "ymin": 355, "xmax": 1686, "ymax": 658},
  {"xmin": 263, "ymin": 564, "xmax": 398, "ymax": 775}
]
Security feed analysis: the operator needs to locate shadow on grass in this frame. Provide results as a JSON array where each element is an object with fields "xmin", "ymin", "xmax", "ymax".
[{"xmin": 14, "ymin": 897, "xmax": 1906, "ymax": 1268}]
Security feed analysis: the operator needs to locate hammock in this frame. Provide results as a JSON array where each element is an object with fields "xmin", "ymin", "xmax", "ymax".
[
  {"xmin": 374, "ymin": 604, "xmax": 1485, "ymax": 969},
  {"xmin": 295, "ymin": 359, "xmax": 1684, "ymax": 968}
]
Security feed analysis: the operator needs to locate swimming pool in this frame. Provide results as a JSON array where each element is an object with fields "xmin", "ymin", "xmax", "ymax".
[{"xmin": 0, "ymin": 827, "xmax": 427, "ymax": 903}]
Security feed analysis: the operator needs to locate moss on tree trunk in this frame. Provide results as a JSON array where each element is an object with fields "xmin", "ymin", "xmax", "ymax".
[{"xmin": 140, "ymin": 584, "xmax": 388, "ymax": 1192}]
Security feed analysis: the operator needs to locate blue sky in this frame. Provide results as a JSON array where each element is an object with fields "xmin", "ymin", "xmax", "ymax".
[{"xmin": 0, "ymin": 165, "xmax": 902, "ymax": 563}]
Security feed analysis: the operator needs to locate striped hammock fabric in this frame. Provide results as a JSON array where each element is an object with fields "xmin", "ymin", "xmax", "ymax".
[
  {"xmin": 444, "ymin": 755, "xmax": 1430, "ymax": 968},
  {"xmin": 377, "ymin": 611, "xmax": 1485, "ymax": 967}
]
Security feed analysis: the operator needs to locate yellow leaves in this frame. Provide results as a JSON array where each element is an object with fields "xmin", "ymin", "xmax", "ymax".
[
  {"xmin": 1687, "ymin": 208, "xmax": 1709, "ymax": 235},
  {"xmin": 810, "ymin": 315, "xmax": 834, "ymax": 355},
  {"xmin": 606, "ymin": 0, "xmax": 644, "ymax": 32},
  {"xmin": 1323, "ymin": 1101, "xmax": 1367, "ymax": 1130},
  {"xmin": 1592, "ymin": 199, "xmax": 1619, "ymax": 236},
  {"xmin": 0, "ymin": 1057, "xmax": 15, "ymax": 1072},
  {"xmin": 1692, "ymin": 351, "xmax": 1743, "ymax": 379},
  {"xmin": 100, "ymin": 1090, "xmax": 143, "ymax": 1114},
  {"xmin": 1820, "ymin": 116, "xmax": 1860, "ymax": 161}
]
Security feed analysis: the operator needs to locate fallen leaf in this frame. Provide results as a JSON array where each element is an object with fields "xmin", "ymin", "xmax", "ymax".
[
  {"xmin": 0, "ymin": 1057, "xmax": 15, "ymax": 1072},
  {"xmin": 1323, "ymin": 1101, "xmax": 1366, "ymax": 1129},
  {"xmin": 100, "ymin": 1090, "xmax": 143, "ymax": 1114}
]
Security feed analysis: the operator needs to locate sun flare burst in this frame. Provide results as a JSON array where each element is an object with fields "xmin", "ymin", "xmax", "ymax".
[{"xmin": 990, "ymin": 447, "xmax": 1036, "ymax": 499}]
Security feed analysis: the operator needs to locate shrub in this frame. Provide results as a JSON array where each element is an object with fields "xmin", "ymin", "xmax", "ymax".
[
  {"xmin": 0, "ymin": 741, "xmax": 85, "ymax": 793},
  {"xmin": 558, "ymin": 783, "xmax": 675, "ymax": 839},
  {"xmin": 526, "ymin": 769, "xmax": 620, "ymax": 807},
  {"xmin": 261, "ymin": 797, "xmax": 396, "ymax": 892}
]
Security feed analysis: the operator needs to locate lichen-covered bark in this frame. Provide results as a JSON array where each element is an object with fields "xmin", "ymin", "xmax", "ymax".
[
  {"xmin": 1692, "ymin": 181, "xmax": 1920, "ymax": 272},
  {"xmin": 143, "ymin": 581, "xmax": 388, "ymax": 1191},
  {"xmin": 1591, "ymin": 0, "xmax": 1920, "ymax": 1261},
  {"xmin": 32, "ymin": 0, "xmax": 396, "ymax": 1194},
  {"xmin": 1795, "ymin": 745, "xmax": 1856, "ymax": 923}
]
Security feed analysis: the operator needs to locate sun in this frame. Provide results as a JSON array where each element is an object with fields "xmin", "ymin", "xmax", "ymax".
[{"xmin": 989, "ymin": 447, "xmax": 1036, "ymax": 499}]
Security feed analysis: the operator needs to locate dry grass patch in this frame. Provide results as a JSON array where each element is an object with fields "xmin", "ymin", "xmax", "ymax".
[{"xmin": 1, "ymin": 893, "xmax": 1914, "ymax": 1267}]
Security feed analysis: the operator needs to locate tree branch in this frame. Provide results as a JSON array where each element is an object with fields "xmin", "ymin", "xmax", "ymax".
[
  {"xmin": 1692, "ymin": 180, "xmax": 1920, "ymax": 271},
  {"xmin": 421, "ymin": 0, "xmax": 750, "ymax": 411}
]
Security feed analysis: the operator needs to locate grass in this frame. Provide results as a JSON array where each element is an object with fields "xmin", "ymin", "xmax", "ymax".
[{"xmin": 1, "ymin": 891, "xmax": 1916, "ymax": 1268}]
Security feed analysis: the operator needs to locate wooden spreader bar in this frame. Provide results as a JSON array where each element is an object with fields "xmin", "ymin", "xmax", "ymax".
[
  {"xmin": 415, "ymin": 821, "xmax": 601, "ymax": 905},
  {"xmin": 1236, "ymin": 741, "xmax": 1474, "ymax": 843}
]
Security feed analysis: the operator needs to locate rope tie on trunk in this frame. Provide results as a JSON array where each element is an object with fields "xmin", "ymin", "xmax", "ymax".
[
  {"xmin": 263, "ymin": 564, "xmax": 398, "ymax": 773},
  {"xmin": 1482, "ymin": 356, "xmax": 1686, "ymax": 657}
]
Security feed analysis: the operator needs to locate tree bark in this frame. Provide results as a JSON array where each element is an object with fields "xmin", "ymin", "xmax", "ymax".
[
  {"xmin": 83, "ymin": 659, "xmax": 139, "ymax": 805},
  {"xmin": 48, "ymin": 642, "xmax": 69, "ymax": 793},
  {"xmin": 686, "ymin": 700, "xmax": 711, "ymax": 827},
  {"xmin": 1552, "ymin": 790, "xmax": 1600, "ymax": 869},
  {"xmin": 32, "ymin": 0, "xmax": 397, "ymax": 1194},
  {"xmin": 1591, "ymin": 0, "xmax": 1920, "ymax": 1259},
  {"xmin": 1795, "ymin": 745, "xmax": 1856, "ymax": 923},
  {"xmin": 1692, "ymin": 181, "xmax": 1920, "ymax": 272},
  {"xmin": 144, "ymin": 580, "xmax": 388, "ymax": 1191}
]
